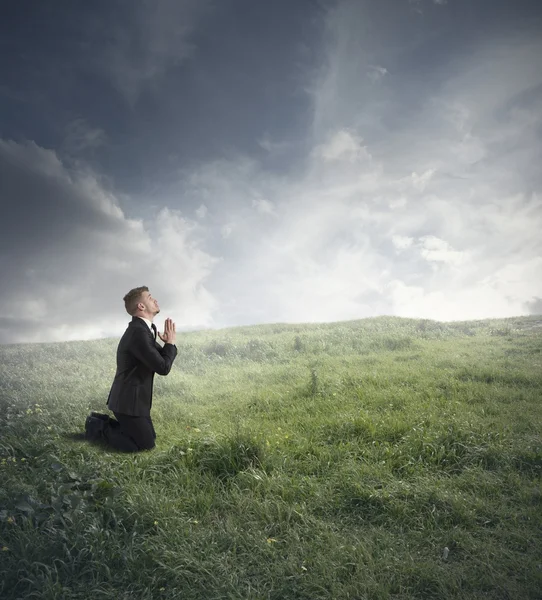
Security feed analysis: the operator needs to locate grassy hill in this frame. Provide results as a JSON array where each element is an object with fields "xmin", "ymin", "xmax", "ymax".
[{"xmin": 0, "ymin": 315, "xmax": 541, "ymax": 599}]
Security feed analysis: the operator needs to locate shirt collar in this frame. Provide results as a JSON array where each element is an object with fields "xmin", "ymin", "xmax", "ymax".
[{"xmin": 137, "ymin": 316, "xmax": 154, "ymax": 332}]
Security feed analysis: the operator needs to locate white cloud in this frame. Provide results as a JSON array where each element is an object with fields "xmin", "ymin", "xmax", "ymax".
[
  {"xmin": 385, "ymin": 275, "xmax": 530, "ymax": 322},
  {"xmin": 177, "ymin": 112, "xmax": 541, "ymax": 324},
  {"xmin": 0, "ymin": 139, "xmax": 217, "ymax": 343},
  {"xmin": 392, "ymin": 235, "xmax": 415, "ymax": 251},
  {"xmin": 195, "ymin": 204, "xmax": 208, "ymax": 218},
  {"xmin": 410, "ymin": 170, "xmax": 435, "ymax": 192},
  {"xmin": 136, "ymin": 7, "xmax": 541, "ymax": 325},
  {"xmin": 252, "ymin": 198, "xmax": 275, "ymax": 215},
  {"xmin": 172, "ymin": 9, "xmax": 542, "ymax": 327},
  {"xmin": 149, "ymin": 208, "xmax": 218, "ymax": 326},
  {"xmin": 408, "ymin": 0, "xmax": 423, "ymax": 15},
  {"xmin": 480, "ymin": 257, "xmax": 542, "ymax": 307},
  {"xmin": 257, "ymin": 136, "xmax": 294, "ymax": 155},
  {"xmin": 221, "ymin": 224, "xmax": 234, "ymax": 239},
  {"xmin": 315, "ymin": 129, "xmax": 372, "ymax": 162},
  {"xmin": 4, "ymin": 2, "xmax": 542, "ymax": 343},
  {"xmin": 389, "ymin": 197, "xmax": 407, "ymax": 209},
  {"xmin": 367, "ymin": 65, "xmax": 388, "ymax": 82},
  {"xmin": 418, "ymin": 235, "xmax": 467, "ymax": 266}
]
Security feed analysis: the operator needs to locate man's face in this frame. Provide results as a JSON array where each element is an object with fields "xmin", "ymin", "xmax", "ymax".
[{"xmin": 140, "ymin": 291, "xmax": 160, "ymax": 315}]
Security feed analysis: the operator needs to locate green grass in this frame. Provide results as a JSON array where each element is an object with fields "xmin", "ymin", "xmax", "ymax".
[{"xmin": 0, "ymin": 314, "xmax": 541, "ymax": 599}]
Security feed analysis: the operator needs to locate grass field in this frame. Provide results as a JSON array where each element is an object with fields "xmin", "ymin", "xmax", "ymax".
[{"xmin": 1, "ymin": 315, "xmax": 541, "ymax": 599}]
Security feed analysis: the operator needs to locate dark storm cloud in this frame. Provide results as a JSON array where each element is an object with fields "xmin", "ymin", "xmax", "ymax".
[
  {"xmin": 0, "ymin": 0, "xmax": 324, "ymax": 193},
  {"xmin": 0, "ymin": 139, "xmax": 217, "ymax": 344},
  {"xmin": 0, "ymin": 0, "xmax": 541, "ymax": 343}
]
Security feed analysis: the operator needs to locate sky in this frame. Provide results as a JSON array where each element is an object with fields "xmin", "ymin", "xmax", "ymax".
[{"xmin": 1, "ymin": 0, "xmax": 541, "ymax": 344}]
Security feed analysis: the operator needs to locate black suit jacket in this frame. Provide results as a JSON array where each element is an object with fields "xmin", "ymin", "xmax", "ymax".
[{"xmin": 106, "ymin": 317, "xmax": 178, "ymax": 416}]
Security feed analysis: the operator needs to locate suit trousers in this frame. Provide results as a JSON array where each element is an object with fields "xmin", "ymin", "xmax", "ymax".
[{"xmin": 102, "ymin": 412, "xmax": 156, "ymax": 452}]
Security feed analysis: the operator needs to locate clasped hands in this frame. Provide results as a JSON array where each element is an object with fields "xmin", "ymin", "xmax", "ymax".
[{"xmin": 157, "ymin": 318, "xmax": 176, "ymax": 345}]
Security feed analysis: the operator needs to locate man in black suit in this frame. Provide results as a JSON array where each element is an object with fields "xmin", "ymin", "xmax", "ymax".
[{"xmin": 85, "ymin": 286, "xmax": 178, "ymax": 452}]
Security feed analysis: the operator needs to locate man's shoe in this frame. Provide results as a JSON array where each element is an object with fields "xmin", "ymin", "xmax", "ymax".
[
  {"xmin": 85, "ymin": 415, "xmax": 106, "ymax": 441},
  {"xmin": 91, "ymin": 412, "xmax": 110, "ymax": 421},
  {"xmin": 91, "ymin": 412, "xmax": 120, "ymax": 429}
]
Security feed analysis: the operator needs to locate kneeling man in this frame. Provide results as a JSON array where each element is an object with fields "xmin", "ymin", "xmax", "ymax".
[{"xmin": 85, "ymin": 286, "xmax": 177, "ymax": 451}]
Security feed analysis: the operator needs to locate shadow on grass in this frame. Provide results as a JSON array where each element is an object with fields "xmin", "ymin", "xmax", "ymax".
[{"xmin": 61, "ymin": 432, "xmax": 151, "ymax": 454}]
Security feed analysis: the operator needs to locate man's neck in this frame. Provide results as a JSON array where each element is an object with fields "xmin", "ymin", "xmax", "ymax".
[
  {"xmin": 136, "ymin": 315, "xmax": 154, "ymax": 324},
  {"xmin": 136, "ymin": 315, "xmax": 153, "ymax": 324}
]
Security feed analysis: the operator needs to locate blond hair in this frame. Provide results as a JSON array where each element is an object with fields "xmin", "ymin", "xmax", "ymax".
[{"xmin": 123, "ymin": 286, "xmax": 149, "ymax": 316}]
